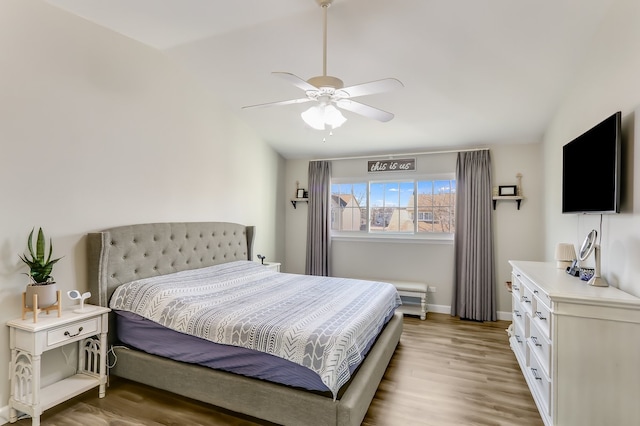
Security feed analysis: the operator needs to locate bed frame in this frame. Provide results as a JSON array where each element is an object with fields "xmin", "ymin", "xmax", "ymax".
[{"xmin": 87, "ymin": 222, "xmax": 402, "ymax": 426}]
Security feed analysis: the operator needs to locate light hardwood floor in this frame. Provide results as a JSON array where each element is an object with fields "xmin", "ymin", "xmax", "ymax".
[{"xmin": 14, "ymin": 313, "xmax": 543, "ymax": 426}]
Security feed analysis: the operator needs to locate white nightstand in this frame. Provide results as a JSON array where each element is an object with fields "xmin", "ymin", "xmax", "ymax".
[
  {"xmin": 7, "ymin": 305, "xmax": 110, "ymax": 426},
  {"xmin": 261, "ymin": 262, "xmax": 281, "ymax": 272}
]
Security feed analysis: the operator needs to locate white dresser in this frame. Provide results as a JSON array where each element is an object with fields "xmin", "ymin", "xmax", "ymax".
[{"xmin": 509, "ymin": 261, "xmax": 640, "ymax": 426}]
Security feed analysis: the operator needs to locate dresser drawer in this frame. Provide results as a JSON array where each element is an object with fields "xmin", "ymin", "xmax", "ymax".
[
  {"xmin": 511, "ymin": 321, "xmax": 527, "ymax": 361},
  {"xmin": 511, "ymin": 273, "xmax": 523, "ymax": 298},
  {"xmin": 528, "ymin": 350, "xmax": 551, "ymax": 417},
  {"xmin": 512, "ymin": 295, "xmax": 526, "ymax": 330},
  {"xmin": 521, "ymin": 285, "xmax": 534, "ymax": 316},
  {"xmin": 529, "ymin": 319, "xmax": 551, "ymax": 376},
  {"xmin": 47, "ymin": 317, "xmax": 100, "ymax": 348},
  {"xmin": 532, "ymin": 297, "xmax": 551, "ymax": 339}
]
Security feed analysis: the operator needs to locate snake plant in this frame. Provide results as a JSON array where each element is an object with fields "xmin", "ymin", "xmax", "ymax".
[{"xmin": 19, "ymin": 228, "xmax": 62, "ymax": 284}]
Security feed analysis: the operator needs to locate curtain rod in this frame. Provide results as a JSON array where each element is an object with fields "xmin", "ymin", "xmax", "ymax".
[{"xmin": 313, "ymin": 147, "xmax": 489, "ymax": 162}]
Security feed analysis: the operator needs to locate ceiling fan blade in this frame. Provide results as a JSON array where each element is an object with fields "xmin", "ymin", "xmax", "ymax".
[
  {"xmin": 336, "ymin": 99, "xmax": 395, "ymax": 122},
  {"xmin": 242, "ymin": 97, "xmax": 313, "ymax": 109},
  {"xmin": 272, "ymin": 72, "xmax": 319, "ymax": 92},
  {"xmin": 338, "ymin": 78, "xmax": 404, "ymax": 99}
]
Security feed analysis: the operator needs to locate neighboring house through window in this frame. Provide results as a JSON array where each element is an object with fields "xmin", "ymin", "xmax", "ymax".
[
  {"xmin": 331, "ymin": 178, "xmax": 456, "ymax": 237},
  {"xmin": 331, "ymin": 192, "xmax": 366, "ymax": 231}
]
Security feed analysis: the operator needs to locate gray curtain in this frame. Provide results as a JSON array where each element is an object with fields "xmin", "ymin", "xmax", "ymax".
[
  {"xmin": 451, "ymin": 150, "xmax": 496, "ymax": 321},
  {"xmin": 305, "ymin": 161, "xmax": 332, "ymax": 276}
]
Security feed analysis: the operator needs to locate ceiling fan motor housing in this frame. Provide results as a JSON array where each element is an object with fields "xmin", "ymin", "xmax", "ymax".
[{"xmin": 307, "ymin": 75, "xmax": 344, "ymax": 90}]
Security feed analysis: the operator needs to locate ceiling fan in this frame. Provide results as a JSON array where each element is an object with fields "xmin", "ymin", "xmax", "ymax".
[{"xmin": 242, "ymin": 0, "xmax": 403, "ymax": 130}]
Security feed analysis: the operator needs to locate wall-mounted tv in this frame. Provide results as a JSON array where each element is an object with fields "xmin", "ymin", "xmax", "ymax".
[{"xmin": 562, "ymin": 111, "xmax": 621, "ymax": 214}]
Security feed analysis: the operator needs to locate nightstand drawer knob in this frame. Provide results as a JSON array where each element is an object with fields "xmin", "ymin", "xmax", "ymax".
[{"xmin": 64, "ymin": 326, "xmax": 84, "ymax": 338}]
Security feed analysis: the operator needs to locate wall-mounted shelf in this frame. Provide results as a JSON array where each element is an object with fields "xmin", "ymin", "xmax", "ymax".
[
  {"xmin": 290, "ymin": 198, "xmax": 308, "ymax": 209},
  {"xmin": 493, "ymin": 173, "xmax": 524, "ymax": 210},
  {"xmin": 492, "ymin": 196, "xmax": 524, "ymax": 210}
]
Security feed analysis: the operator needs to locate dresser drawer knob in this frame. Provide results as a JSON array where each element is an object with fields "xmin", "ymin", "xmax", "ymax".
[
  {"xmin": 515, "ymin": 335, "xmax": 523, "ymax": 343},
  {"xmin": 514, "ymin": 310, "xmax": 521, "ymax": 318},
  {"xmin": 522, "ymin": 296, "xmax": 531, "ymax": 303},
  {"xmin": 63, "ymin": 326, "xmax": 84, "ymax": 338},
  {"xmin": 531, "ymin": 336, "xmax": 542, "ymax": 347},
  {"xmin": 535, "ymin": 311, "xmax": 547, "ymax": 321}
]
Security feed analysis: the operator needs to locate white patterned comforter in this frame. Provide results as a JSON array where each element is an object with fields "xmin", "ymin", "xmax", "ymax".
[{"xmin": 109, "ymin": 260, "xmax": 401, "ymax": 397}]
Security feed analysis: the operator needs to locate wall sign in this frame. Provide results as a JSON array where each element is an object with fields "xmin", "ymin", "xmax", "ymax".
[{"xmin": 368, "ymin": 158, "xmax": 415, "ymax": 173}]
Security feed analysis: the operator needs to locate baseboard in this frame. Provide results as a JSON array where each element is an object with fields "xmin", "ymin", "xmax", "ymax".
[
  {"xmin": 424, "ymin": 304, "xmax": 512, "ymax": 321},
  {"xmin": 426, "ymin": 304, "xmax": 450, "ymax": 314},
  {"xmin": 496, "ymin": 310, "xmax": 511, "ymax": 321},
  {"xmin": 1, "ymin": 405, "xmax": 10, "ymax": 425}
]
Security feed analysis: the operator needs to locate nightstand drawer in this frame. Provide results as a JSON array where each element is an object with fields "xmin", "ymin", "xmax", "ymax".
[{"xmin": 47, "ymin": 317, "xmax": 99, "ymax": 347}]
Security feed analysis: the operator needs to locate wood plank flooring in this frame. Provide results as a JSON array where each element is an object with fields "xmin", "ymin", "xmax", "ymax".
[{"xmin": 14, "ymin": 313, "xmax": 543, "ymax": 426}]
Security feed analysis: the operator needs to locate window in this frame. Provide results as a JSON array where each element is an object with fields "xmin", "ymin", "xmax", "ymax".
[
  {"xmin": 331, "ymin": 183, "xmax": 368, "ymax": 231},
  {"xmin": 369, "ymin": 181, "xmax": 414, "ymax": 232},
  {"xmin": 331, "ymin": 178, "xmax": 456, "ymax": 236},
  {"xmin": 415, "ymin": 180, "xmax": 456, "ymax": 233}
]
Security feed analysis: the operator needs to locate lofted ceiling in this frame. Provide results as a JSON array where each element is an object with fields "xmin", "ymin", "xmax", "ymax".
[{"xmin": 44, "ymin": 0, "xmax": 614, "ymax": 159}]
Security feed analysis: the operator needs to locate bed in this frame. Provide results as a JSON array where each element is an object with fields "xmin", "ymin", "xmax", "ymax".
[{"xmin": 87, "ymin": 222, "xmax": 403, "ymax": 426}]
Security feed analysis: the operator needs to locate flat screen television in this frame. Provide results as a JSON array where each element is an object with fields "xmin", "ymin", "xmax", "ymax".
[{"xmin": 562, "ymin": 111, "xmax": 621, "ymax": 214}]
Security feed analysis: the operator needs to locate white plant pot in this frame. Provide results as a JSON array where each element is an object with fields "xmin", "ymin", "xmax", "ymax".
[{"xmin": 25, "ymin": 283, "xmax": 58, "ymax": 308}]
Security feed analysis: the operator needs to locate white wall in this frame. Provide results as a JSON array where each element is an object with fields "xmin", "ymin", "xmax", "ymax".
[
  {"xmin": 284, "ymin": 160, "xmax": 311, "ymax": 274},
  {"xmin": 543, "ymin": 0, "xmax": 640, "ymax": 297},
  {"xmin": 0, "ymin": 0, "xmax": 285, "ymax": 418},
  {"xmin": 284, "ymin": 142, "xmax": 543, "ymax": 315}
]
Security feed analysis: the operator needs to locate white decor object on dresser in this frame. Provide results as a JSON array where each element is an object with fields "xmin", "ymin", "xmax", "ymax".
[
  {"xmin": 509, "ymin": 261, "xmax": 640, "ymax": 426},
  {"xmin": 7, "ymin": 305, "xmax": 111, "ymax": 426}
]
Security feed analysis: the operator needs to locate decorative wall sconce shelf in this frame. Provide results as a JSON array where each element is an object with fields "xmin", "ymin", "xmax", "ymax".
[
  {"xmin": 492, "ymin": 195, "xmax": 524, "ymax": 210},
  {"xmin": 493, "ymin": 173, "xmax": 524, "ymax": 210},
  {"xmin": 290, "ymin": 198, "xmax": 308, "ymax": 209}
]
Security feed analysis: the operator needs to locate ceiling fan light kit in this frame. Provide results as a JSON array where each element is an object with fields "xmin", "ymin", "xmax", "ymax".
[
  {"xmin": 301, "ymin": 102, "xmax": 346, "ymax": 130},
  {"xmin": 242, "ymin": 0, "xmax": 403, "ymax": 130}
]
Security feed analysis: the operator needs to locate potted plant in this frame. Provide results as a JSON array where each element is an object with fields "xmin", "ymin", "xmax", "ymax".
[{"xmin": 19, "ymin": 227, "xmax": 62, "ymax": 308}]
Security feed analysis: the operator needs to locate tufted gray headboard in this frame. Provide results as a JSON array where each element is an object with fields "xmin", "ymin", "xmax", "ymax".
[{"xmin": 87, "ymin": 222, "xmax": 255, "ymax": 310}]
